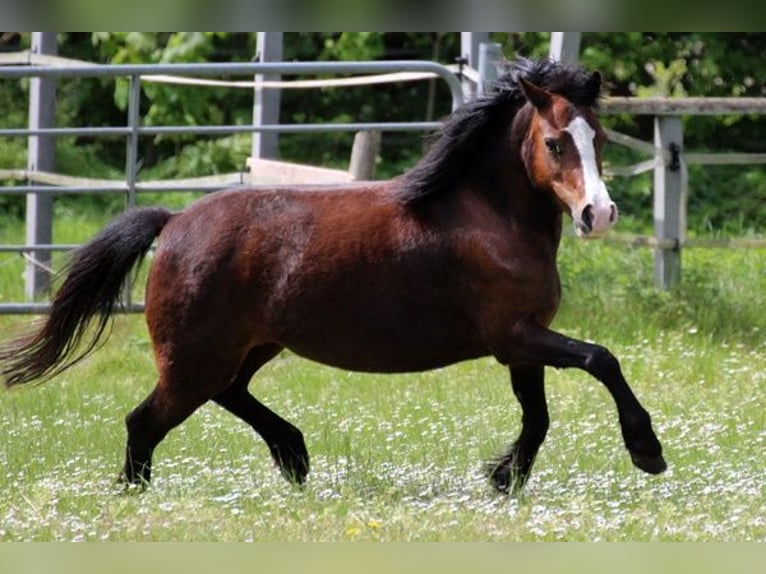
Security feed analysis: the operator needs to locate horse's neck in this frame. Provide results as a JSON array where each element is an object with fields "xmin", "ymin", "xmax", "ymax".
[
  {"xmin": 472, "ymin": 124, "xmax": 564, "ymax": 248},
  {"xmin": 508, "ymin": 188, "xmax": 564, "ymax": 249}
]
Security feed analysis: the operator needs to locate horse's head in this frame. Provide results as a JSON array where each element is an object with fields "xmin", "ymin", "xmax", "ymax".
[{"xmin": 519, "ymin": 73, "xmax": 617, "ymax": 238}]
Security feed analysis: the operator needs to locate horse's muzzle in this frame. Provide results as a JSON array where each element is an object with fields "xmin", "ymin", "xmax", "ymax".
[{"xmin": 576, "ymin": 201, "xmax": 618, "ymax": 238}]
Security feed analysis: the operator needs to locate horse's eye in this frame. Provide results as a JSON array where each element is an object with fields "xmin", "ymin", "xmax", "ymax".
[{"xmin": 544, "ymin": 138, "xmax": 561, "ymax": 157}]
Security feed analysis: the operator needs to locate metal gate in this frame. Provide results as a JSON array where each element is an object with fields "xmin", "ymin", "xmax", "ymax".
[{"xmin": 0, "ymin": 56, "xmax": 470, "ymax": 313}]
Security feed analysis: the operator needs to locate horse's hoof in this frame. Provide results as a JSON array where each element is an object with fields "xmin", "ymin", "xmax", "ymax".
[
  {"xmin": 116, "ymin": 474, "xmax": 149, "ymax": 495},
  {"xmin": 271, "ymin": 446, "xmax": 310, "ymax": 485},
  {"xmin": 487, "ymin": 464, "xmax": 511, "ymax": 494},
  {"xmin": 279, "ymin": 461, "xmax": 309, "ymax": 486},
  {"xmin": 630, "ymin": 451, "xmax": 667, "ymax": 474},
  {"xmin": 486, "ymin": 460, "xmax": 528, "ymax": 496}
]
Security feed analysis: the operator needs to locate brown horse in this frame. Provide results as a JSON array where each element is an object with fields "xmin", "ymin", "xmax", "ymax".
[{"xmin": 0, "ymin": 58, "xmax": 665, "ymax": 494}]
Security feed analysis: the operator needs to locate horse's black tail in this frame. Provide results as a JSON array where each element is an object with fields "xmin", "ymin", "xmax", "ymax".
[{"xmin": 0, "ymin": 207, "xmax": 173, "ymax": 388}]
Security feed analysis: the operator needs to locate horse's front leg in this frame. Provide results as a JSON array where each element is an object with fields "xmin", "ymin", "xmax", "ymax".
[
  {"xmin": 488, "ymin": 365, "xmax": 549, "ymax": 494},
  {"xmin": 498, "ymin": 320, "xmax": 666, "ymax": 485}
]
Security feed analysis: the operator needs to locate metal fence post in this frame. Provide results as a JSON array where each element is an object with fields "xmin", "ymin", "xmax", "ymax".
[
  {"xmin": 460, "ymin": 32, "xmax": 489, "ymax": 99},
  {"xmin": 25, "ymin": 32, "xmax": 57, "ymax": 300},
  {"xmin": 549, "ymin": 32, "xmax": 582, "ymax": 64},
  {"xmin": 121, "ymin": 73, "xmax": 142, "ymax": 309},
  {"xmin": 252, "ymin": 32, "xmax": 283, "ymax": 160},
  {"xmin": 477, "ymin": 42, "xmax": 503, "ymax": 95},
  {"xmin": 125, "ymin": 74, "xmax": 141, "ymax": 209},
  {"xmin": 653, "ymin": 115, "xmax": 685, "ymax": 289}
]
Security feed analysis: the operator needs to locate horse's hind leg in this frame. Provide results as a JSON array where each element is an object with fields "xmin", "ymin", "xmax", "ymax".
[
  {"xmin": 121, "ymin": 347, "xmax": 254, "ymax": 487},
  {"xmin": 121, "ymin": 383, "xmax": 210, "ymax": 487},
  {"xmin": 212, "ymin": 344, "xmax": 309, "ymax": 485},
  {"xmin": 488, "ymin": 365, "xmax": 549, "ymax": 494}
]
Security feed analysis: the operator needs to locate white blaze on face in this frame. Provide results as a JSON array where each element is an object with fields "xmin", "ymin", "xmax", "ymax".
[{"xmin": 564, "ymin": 116, "xmax": 618, "ymax": 237}]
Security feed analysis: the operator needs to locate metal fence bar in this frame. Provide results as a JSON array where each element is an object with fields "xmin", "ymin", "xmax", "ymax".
[
  {"xmin": 0, "ymin": 127, "xmax": 131, "ymax": 137},
  {"xmin": 0, "ymin": 303, "xmax": 60, "ymax": 314},
  {"xmin": 0, "ymin": 303, "xmax": 146, "ymax": 314},
  {"xmin": 0, "ymin": 244, "xmax": 79, "ymax": 252},
  {"xmin": 0, "ymin": 121, "xmax": 443, "ymax": 138},
  {"xmin": 1, "ymin": 185, "xmax": 131, "ymax": 194},
  {"xmin": 139, "ymin": 122, "xmax": 443, "ymax": 135},
  {"xmin": 0, "ymin": 61, "xmax": 465, "ymax": 110}
]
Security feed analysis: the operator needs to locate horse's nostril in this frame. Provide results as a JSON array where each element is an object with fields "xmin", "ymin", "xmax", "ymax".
[
  {"xmin": 609, "ymin": 203, "xmax": 618, "ymax": 224},
  {"xmin": 581, "ymin": 204, "xmax": 594, "ymax": 232}
]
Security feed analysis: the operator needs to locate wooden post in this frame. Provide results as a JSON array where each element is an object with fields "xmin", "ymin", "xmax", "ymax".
[
  {"xmin": 25, "ymin": 32, "xmax": 57, "ymax": 300},
  {"xmin": 252, "ymin": 32, "xmax": 283, "ymax": 160},
  {"xmin": 549, "ymin": 32, "xmax": 581, "ymax": 64},
  {"xmin": 653, "ymin": 115, "xmax": 685, "ymax": 289},
  {"xmin": 349, "ymin": 131, "xmax": 381, "ymax": 180}
]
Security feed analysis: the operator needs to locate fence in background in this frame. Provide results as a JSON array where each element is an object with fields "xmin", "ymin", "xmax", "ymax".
[
  {"xmin": 599, "ymin": 96, "xmax": 766, "ymax": 289},
  {"xmin": 0, "ymin": 56, "xmax": 464, "ymax": 313},
  {"xmin": 2, "ymin": 45, "xmax": 766, "ymax": 316}
]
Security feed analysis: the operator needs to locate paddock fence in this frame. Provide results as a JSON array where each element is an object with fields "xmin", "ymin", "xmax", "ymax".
[
  {"xmin": 2, "ymin": 50, "xmax": 766, "ymax": 316},
  {"xmin": 0, "ymin": 54, "xmax": 465, "ymax": 313},
  {"xmin": 598, "ymin": 96, "xmax": 766, "ymax": 289}
]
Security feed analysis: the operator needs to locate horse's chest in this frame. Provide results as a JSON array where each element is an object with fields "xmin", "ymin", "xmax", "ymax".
[{"xmin": 459, "ymin": 233, "xmax": 561, "ymax": 324}]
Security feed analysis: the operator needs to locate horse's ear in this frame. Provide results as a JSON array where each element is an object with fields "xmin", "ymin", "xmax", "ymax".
[{"xmin": 519, "ymin": 77, "xmax": 552, "ymax": 111}]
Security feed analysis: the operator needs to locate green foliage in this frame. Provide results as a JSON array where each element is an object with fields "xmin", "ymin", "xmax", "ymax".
[
  {"xmin": 321, "ymin": 32, "xmax": 384, "ymax": 61},
  {"xmin": 637, "ymin": 59, "xmax": 689, "ymax": 98},
  {"xmin": 90, "ymin": 32, "xmax": 253, "ymax": 129},
  {"xmin": 279, "ymin": 32, "xmax": 458, "ymax": 179},
  {"xmin": 581, "ymin": 33, "xmax": 766, "ymax": 236},
  {"xmin": 2, "ymin": 33, "xmax": 766, "ymax": 234},
  {"xmin": 0, "ymin": 62, "xmax": 30, "ymax": 217},
  {"xmin": 556, "ymin": 237, "xmax": 766, "ymax": 344}
]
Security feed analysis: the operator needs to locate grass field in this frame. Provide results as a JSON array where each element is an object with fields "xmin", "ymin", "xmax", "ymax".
[{"xmin": 0, "ymin": 214, "xmax": 764, "ymax": 541}]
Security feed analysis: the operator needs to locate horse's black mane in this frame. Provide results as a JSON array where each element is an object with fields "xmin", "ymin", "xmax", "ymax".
[{"xmin": 399, "ymin": 57, "xmax": 601, "ymax": 205}]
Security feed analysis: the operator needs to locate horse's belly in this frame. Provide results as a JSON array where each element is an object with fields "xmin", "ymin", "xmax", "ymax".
[
  {"xmin": 275, "ymin": 304, "xmax": 487, "ymax": 373},
  {"xmin": 285, "ymin": 337, "xmax": 487, "ymax": 373}
]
